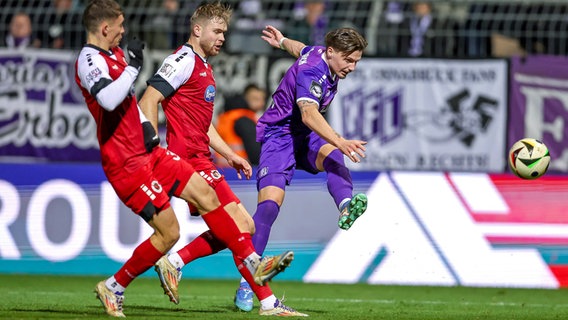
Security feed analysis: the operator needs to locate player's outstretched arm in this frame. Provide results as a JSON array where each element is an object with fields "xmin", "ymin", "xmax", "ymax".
[
  {"xmin": 261, "ymin": 25, "xmax": 306, "ymax": 59},
  {"xmin": 298, "ymin": 100, "xmax": 366, "ymax": 163}
]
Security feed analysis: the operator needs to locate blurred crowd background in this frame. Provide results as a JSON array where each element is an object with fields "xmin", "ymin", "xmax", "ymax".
[{"xmin": 1, "ymin": 0, "xmax": 568, "ymax": 58}]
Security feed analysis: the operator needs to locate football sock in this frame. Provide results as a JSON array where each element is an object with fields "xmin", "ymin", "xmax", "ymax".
[
  {"xmin": 323, "ymin": 149, "xmax": 354, "ymax": 209},
  {"xmin": 202, "ymin": 205, "xmax": 274, "ymax": 300},
  {"xmin": 105, "ymin": 276, "xmax": 125, "ymax": 295},
  {"xmin": 251, "ymin": 200, "xmax": 280, "ymax": 255},
  {"xmin": 114, "ymin": 238, "xmax": 162, "ymax": 288},
  {"xmin": 260, "ymin": 295, "xmax": 278, "ymax": 310},
  {"xmin": 201, "ymin": 205, "xmax": 255, "ymax": 259},
  {"xmin": 173, "ymin": 230, "xmax": 226, "ymax": 267},
  {"xmin": 233, "ymin": 252, "xmax": 273, "ymax": 300}
]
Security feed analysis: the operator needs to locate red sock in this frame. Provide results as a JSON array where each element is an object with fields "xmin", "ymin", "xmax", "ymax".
[
  {"xmin": 177, "ymin": 230, "xmax": 226, "ymax": 264},
  {"xmin": 202, "ymin": 207, "xmax": 273, "ymax": 300},
  {"xmin": 114, "ymin": 238, "xmax": 163, "ymax": 287},
  {"xmin": 201, "ymin": 206, "xmax": 255, "ymax": 260},
  {"xmin": 232, "ymin": 252, "xmax": 273, "ymax": 300}
]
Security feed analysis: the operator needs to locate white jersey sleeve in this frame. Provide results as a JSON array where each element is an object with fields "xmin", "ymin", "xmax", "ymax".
[
  {"xmin": 76, "ymin": 46, "xmax": 138, "ymax": 111},
  {"xmin": 149, "ymin": 47, "xmax": 195, "ymax": 98}
]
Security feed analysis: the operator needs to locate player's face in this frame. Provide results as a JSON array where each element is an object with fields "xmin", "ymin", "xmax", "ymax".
[
  {"xmin": 106, "ymin": 15, "xmax": 125, "ymax": 48},
  {"xmin": 327, "ymin": 47, "xmax": 362, "ymax": 79},
  {"xmin": 199, "ymin": 19, "xmax": 227, "ymax": 57}
]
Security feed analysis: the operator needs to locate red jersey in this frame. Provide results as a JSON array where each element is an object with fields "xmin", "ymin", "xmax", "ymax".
[
  {"xmin": 147, "ymin": 44, "xmax": 215, "ymax": 160},
  {"xmin": 75, "ymin": 44, "xmax": 149, "ymax": 179}
]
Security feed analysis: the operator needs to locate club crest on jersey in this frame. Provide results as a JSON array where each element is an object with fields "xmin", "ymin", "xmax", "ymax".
[
  {"xmin": 211, "ymin": 170, "xmax": 221, "ymax": 179},
  {"xmin": 151, "ymin": 180, "xmax": 163, "ymax": 193},
  {"xmin": 204, "ymin": 85, "xmax": 216, "ymax": 102},
  {"xmin": 310, "ymin": 81, "xmax": 323, "ymax": 98}
]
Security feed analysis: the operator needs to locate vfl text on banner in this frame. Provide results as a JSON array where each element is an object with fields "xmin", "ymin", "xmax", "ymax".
[
  {"xmin": 509, "ymin": 55, "xmax": 568, "ymax": 173},
  {"xmin": 328, "ymin": 58, "xmax": 508, "ymax": 172}
]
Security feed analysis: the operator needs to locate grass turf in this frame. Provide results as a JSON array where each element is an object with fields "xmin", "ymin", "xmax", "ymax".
[{"xmin": 1, "ymin": 274, "xmax": 568, "ymax": 319}]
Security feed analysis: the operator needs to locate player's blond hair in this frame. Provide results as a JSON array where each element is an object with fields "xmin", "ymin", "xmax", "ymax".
[
  {"xmin": 190, "ymin": 2, "xmax": 233, "ymax": 29},
  {"xmin": 82, "ymin": 0, "xmax": 123, "ymax": 34},
  {"xmin": 325, "ymin": 28, "xmax": 368, "ymax": 56}
]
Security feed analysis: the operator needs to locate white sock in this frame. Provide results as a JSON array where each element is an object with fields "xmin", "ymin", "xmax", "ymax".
[
  {"xmin": 260, "ymin": 295, "xmax": 277, "ymax": 310},
  {"xmin": 168, "ymin": 253, "xmax": 185, "ymax": 270},
  {"xmin": 243, "ymin": 252, "xmax": 261, "ymax": 275},
  {"xmin": 339, "ymin": 198, "xmax": 351, "ymax": 211},
  {"xmin": 105, "ymin": 276, "xmax": 125, "ymax": 295}
]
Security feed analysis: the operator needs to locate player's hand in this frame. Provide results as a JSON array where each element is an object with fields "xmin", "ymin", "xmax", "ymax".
[
  {"xmin": 226, "ymin": 154, "xmax": 253, "ymax": 180},
  {"xmin": 141, "ymin": 121, "xmax": 160, "ymax": 152},
  {"xmin": 127, "ymin": 37, "xmax": 145, "ymax": 71},
  {"xmin": 338, "ymin": 139, "xmax": 367, "ymax": 163},
  {"xmin": 261, "ymin": 25, "xmax": 284, "ymax": 49}
]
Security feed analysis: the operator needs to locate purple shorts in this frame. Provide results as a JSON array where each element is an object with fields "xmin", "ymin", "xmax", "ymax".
[{"xmin": 256, "ymin": 130, "xmax": 327, "ymax": 190}]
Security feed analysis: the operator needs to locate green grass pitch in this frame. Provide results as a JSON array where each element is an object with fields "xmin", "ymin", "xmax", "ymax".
[{"xmin": 1, "ymin": 274, "xmax": 568, "ymax": 319}]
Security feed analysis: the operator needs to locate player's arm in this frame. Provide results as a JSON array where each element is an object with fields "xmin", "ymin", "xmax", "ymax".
[
  {"xmin": 261, "ymin": 25, "xmax": 306, "ymax": 58},
  {"xmin": 138, "ymin": 85, "xmax": 165, "ymax": 133},
  {"xmin": 208, "ymin": 123, "xmax": 252, "ymax": 179},
  {"xmin": 298, "ymin": 100, "xmax": 366, "ymax": 163},
  {"xmin": 140, "ymin": 51, "xmax": 192, "ymax": 132},
  {"xmin": 77, "ymin": 54, "xmax": 139, "ymax": 112}
]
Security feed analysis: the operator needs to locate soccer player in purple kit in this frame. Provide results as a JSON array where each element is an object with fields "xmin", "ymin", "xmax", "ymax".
[{"xmin": 234, "ymin": 25, "xmax": 369, "ymax": 311}]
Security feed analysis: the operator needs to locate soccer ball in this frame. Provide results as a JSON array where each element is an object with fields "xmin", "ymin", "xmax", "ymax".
[{"xmin": 508, "ymin": 138, "xmax": 550, "ymax": 179}]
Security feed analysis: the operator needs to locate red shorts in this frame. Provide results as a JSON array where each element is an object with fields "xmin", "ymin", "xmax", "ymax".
[
  {"xmin": 107, "ymin": 147, "xmax": 195, "ymax": 220},
  {"xmin": 185, "ymin": 157, "xmax": 240, "ymax": 215}
]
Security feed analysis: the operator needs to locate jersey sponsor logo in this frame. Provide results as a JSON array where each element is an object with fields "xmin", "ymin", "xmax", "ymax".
[
  {"xmin": 299, "ymin": 47, "xmax": 314, "ymax": 65},
  {"xmin": 199, "ymin": 71, "xmax": 207, "ymax": 77},
  {"xmin": 204, "ymin": 85, "xmax": 216, "ymax": 102},
  {"xmin": 158, "ymin": 63, "xmax": 175, "ymax": 78},
  {"xmin": 85, "ymin": 67, "xmax": 102, "ymax": 84},
  {"xmin": 310, "ymin": 81, "xmax": 323, "ymax": 98}
]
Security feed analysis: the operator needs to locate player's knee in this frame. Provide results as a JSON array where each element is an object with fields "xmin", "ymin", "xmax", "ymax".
[{"xmin": 324, "ymin": 149, "xmax": 346, "ymax": 170}]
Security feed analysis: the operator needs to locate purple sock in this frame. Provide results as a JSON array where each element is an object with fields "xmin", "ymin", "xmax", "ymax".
[
  {"xmin": 323, "ymin": 149, "xmax": 353, "ymax": 209},
  {"xmin": 252, "ymin": 200, "xmax": 280, "ymax": 255}
]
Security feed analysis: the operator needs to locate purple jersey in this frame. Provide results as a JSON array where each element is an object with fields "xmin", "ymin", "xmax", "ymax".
[{"xmin": 257, "ymin": 46, "xmax": 338, "ymax": 142}]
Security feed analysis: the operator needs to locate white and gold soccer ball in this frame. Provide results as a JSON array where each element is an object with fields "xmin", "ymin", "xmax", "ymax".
[{"xmin": 508, "ymin": 138, "xmax": 550, "ymax": 179}]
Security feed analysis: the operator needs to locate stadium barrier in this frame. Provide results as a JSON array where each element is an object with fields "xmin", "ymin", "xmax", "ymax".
[{"xmin": 1, "ymin": 163, "xmax": 568, "ymax": 288}]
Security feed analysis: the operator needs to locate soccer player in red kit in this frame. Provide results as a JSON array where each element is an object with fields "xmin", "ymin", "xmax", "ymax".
[
  {"xmin": 75, "ymin": 0, "xmax": 294, "ymax": 317},
  {"xmin": 138, "ymin": 2, "xmax": 307, "ymax": 317}
]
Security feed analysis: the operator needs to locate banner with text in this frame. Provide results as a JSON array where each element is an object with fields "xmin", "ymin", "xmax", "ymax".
[
  {"xmin": 509, "ymin": 55, "xmax": 568, "ymax": 173},
  {"xmin": 0, "ymin": 49, "xmax": 100, "ymax": 161},
  {"xmin": 2, "ymin": 163, "xmax": 568, "ymax": 288},
  {"xmin": 328, "ymin": 58, "xmax": 508, "ymax": 172}
]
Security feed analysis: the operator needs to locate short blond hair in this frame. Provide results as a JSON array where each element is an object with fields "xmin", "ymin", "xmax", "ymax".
[{"xmin": 190, "ymin": 2, "xmax": 233, "ymax": 29}]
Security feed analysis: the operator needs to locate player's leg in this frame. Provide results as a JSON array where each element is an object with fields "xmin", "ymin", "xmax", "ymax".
[
  {"xmin": 154, "ymin": 154, "xmax": 294, "ymax": 306},
  {"xmin": 97, "ymin": 211, "xmax": 177, "ymax": 316},
  {"xmin": 235, "ymin": 134, "xmax": 295, "ymax": 312},
  {"xmin": 95, "ymin": 162, "xmax": 178, "ymax": 317},
  {"xmin": 155, "ymin": 161, "xmax": 255, "ymax": 304},
  {"xmin": 181, "ymin": 179, "xmax": 295, "ymax": 305},
  {"xmin": 310, "ymin": 133, "xmax": 368, "ymax": 230}
]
